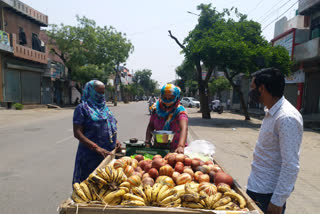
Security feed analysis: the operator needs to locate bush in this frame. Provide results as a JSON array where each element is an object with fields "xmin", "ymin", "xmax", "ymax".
[{"xmin": 13, "ymin": 103, "xmax": 24, "ymax": 110}]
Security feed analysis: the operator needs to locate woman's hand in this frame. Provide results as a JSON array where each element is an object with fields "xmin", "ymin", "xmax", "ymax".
[
  {"xmin": 175, "ymin": 145, "xmax": 184, "ymax": 154},
  {"xmin": 95, "ymin": 147, "xmax": 111, "ymax": 158}
]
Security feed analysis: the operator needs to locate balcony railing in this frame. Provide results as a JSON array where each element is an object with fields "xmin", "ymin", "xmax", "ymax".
[
  {"xmin": 12, "ymin": 33, "xmax": 48, "ymax": 64},
  {"xmin": 294, "ymin": 37, "xmax": 320, "ymax": 62}
]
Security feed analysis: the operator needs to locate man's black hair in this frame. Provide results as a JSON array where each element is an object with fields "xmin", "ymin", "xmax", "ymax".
[{"xmin": 251, "ymin": 68, "xmax": 285, "ymax": 98}]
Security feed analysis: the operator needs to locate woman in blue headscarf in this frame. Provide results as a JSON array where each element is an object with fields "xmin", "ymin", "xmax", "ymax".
[
  {"xmin": 145, "ymin": 84, "xmax": 188, "ymax": 154},
  {"xmin": 72, "ymin": 80, "xmax": 120, "ymax": 184}
]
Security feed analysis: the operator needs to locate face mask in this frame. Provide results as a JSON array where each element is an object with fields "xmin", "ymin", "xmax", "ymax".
[{"xmin": 249, "ymin": 88, "xmax": 261, "ymax": 104}]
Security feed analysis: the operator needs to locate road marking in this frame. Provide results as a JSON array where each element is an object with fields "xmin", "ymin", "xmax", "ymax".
[
  {"xmin": 67, "ymin": 128, "xmax": 73, "ymax": 132},
  {"xmin": 56, "ymin": 136, "xmax": 74, "ymax": 144}
]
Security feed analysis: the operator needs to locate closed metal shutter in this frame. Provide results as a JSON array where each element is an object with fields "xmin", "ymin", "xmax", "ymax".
[
  {"xmin": 4, "ymin": 69, "xmax": 21, "ymax": 102},
  {"xmin": 21, "ymin": 71, "xmax": 41, "ymax": 104}
]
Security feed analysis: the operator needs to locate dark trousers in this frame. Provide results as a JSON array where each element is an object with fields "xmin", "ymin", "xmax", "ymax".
[{"xmin": 246, "ymin": 189, "xmax": 286, "ymax": 214}]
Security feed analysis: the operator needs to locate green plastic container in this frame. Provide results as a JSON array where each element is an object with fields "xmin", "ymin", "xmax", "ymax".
[{"xmin": 125, "ymin": 146, "xmax": 170, "ymax": 157}]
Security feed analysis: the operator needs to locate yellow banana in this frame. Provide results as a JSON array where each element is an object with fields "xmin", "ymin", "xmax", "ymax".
[
  {"xmin": 185, "ymin": 183, "xmax": 198, "ymax": 195},
  {"xmin": 116, "ymin": 168, "xmax": 125, "ymax": 184},
  {"xmin": 200, "ymin": 200, "xmax": 206, "ymax": 207},
  {"xmin": 98, "ymin": 188, "xmax": 108, "ymax": 199},
  {"xmin": 214, "ymin": 202, "xmax": 239, "ymax": 210},
  {"xmin": 120, "ymin": 182, "xmax": 131, "ymax": 189},
  {"xmin": 80, "ymin": 182, "xmax": 92, "ymax": 201},
  {"xmin": 174, "ymin": 184, "xmax": 186, "ymax": 196},
  {"xmin": 123, "ymin": 193, "xmax": 145, "ymax": 203},
  {"xmin": 151, "ymin": 183, "xmax": 163, "ymax": 202},
  {"xmin": 103, "ymin": 189, "xmax": 126, "ymax": 203},
  {"xmin": 96, "ymin": 168, "xmax": 110, "ymax": 181},
  {"xmin": 223, "ymin": 191, "xmax": 246, "ymax": 209},
  {"xmin": 157, "ymin": 185, "xmax": 170, "ymax": 202},
  {"xmin": 71, "ymin": 191, "xmax": 85, "ymax": 203},
  {"xmin": 181, "ymin": 193, "xmax": 203, "ymax": 203},
  {"xmin": 119, "ymin": 186, "xmax": 129, "ymax": 193},
  {"xmin": 211, "ymin": 192, "xmax": 223, "ymax": 206},
  {"xmin": 121, "ymin": 200, "xmax": 146, "ymax": 206},
  {"xmin": 112, "ymin": 167, "xmax": 119, "ymax": 181},
  {"xmin": 108, "ymin": 196, "xmax": 122, "ymax": 206},
  {"xmin": 105, "ymin": 165, "xmax": 114, "ymax": 180},
  {"xmin": 88, "ymin": 183, "xmax": 99, "ymax": 201},
  {"xmin": 217, "ymin": 184, "xmax": 231, "ymax": 193},
  {"xmin": 161, "ymin": 198, "xmax": 181, "ymax": 207},
  {"xmin": 161, "ymin": 193, "xmax": 180, "ymax": 205},
  {"xmin": 143, "ymin": 185, "xmax": 152, "ymax": 203},
  {"xmin": 88, "ymin": 174, "xmax": 108, "ymax": 186},
  {"xmin": 73, "ymin": 183, "xmax": 88, "ymax": 201},
  {"xmin": 182, "ymin": 202, "xmax": 204, "ymax": 209},
  {"xmin": 212, "ymin": 196, "xmax": 232, "ymax": 209},
  {"xmin": 132, "ymin": 186, "xmax": 147, "ymax": 202},
  {"xmin": 157, "ymin": 188, "xmax": 178, "ymax": 202}
]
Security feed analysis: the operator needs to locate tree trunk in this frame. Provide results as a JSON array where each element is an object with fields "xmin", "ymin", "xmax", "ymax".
[
  {"xmin": 235, "ymin": 86, "xmax": 250, "ymax": 120},
  {"xmin": 195, "ymin": 60, "xmax": 211, "ymax": 119}
]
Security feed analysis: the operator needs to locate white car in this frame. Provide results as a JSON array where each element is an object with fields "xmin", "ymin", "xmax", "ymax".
[{"xmin": 180, "ymin": 97, "xmax": 200, "ymax": 108}]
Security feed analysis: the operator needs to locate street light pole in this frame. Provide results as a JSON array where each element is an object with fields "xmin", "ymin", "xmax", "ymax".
[{"xmin": 187, "ymin": 11, "xmax": 200, "ymax": 16}]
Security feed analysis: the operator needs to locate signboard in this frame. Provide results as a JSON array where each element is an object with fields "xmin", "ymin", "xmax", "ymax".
[
  {"xmin": 273, "ymin": 31, "xmax": 294, "ymax": 57},
  {"xmin": 285, "ymin": 70, "xmax": 305, "ymax": 83}
]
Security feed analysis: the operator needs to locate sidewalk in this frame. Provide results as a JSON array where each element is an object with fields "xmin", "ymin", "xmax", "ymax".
[{"xmin": 186, "ymin": 108, "xmax": 320, "ymax": 214}]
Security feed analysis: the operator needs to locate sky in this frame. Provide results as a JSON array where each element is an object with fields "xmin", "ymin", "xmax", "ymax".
[{"xmin": 23, "ymin": 0, "xmax": 299, "ymax": 87}]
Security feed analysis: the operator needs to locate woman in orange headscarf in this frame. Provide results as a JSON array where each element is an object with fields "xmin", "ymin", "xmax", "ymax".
[{"xmin": 145, "ymin": 84, "xmax": 188, "ymax": 154}]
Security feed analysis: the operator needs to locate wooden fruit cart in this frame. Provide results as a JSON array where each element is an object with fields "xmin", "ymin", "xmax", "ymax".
[{"xmin": 58, "ymin": 151, "xmax": 263, "ymax": 214}]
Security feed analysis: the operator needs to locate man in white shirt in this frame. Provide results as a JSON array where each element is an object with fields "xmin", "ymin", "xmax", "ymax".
[{"xmin": 247, "ymin": 68, "xmax": 303, "ymax": 214}]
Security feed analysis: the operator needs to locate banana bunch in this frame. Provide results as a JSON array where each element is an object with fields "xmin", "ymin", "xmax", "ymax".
[
  {"xmin": 87, "ymin": 165, "xmax": 126, "ymax": 190},
  {"xmin": 102, "ymin": 187, "xmax": 129, "ymax": 205},
  {"xmin": 143, "ymin": 183, "xmax": 180, "ymax": 207},
  {"xmin": 180, "ymin": 183, "xmax": 206, "ymax": 209},
  {"xmin": 71, "ymin": 181, "xmax": 94, "ymax": 203}
]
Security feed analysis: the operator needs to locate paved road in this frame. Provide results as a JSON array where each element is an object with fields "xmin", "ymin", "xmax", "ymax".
[{"xmin": 0, "ymin": 101, "xmax": 149, "ymax": 214}]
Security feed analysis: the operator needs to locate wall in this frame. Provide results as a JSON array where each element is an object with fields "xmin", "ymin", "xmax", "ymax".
[
  {"xmin": 4, "ymin": 8, "xmax": 40, "ymax": 49},
  {"xmin": 0, "ymin": 55, "xmax": 2, "ymax": 102},
  {"xmin": 39, "ymin": 31, "xmax": 64, "ymax": 64}
]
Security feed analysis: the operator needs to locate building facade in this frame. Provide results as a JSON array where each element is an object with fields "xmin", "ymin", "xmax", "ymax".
[
  {"xmin": 0, "ymin": 0, "xmax": 48, "ymax": 107},
  {"xmin": 272, "ymin": 0, "xmax": 320, "ymax": 115}
]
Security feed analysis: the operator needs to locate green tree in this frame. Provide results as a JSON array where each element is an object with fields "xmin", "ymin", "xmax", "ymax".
[
  {"xmin": 47, "ymin": 16, "xmax": 133, "ymax": 93},
  {"xmin": 209, "ymin": 77, "xmax": 231, "ymax": 99},
  {"xmin": 132, "ymin": 69, "xmax": 158, "ymax": 95},
  {"xmin": 175, "ymin": 59, "xmax": 197, "ymax": 93},
  {"xmin": 169, "ymin": 4, "xmax": 291, "ymax": 119}
]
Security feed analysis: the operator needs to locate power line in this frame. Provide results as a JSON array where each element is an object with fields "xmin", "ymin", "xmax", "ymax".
[
  {"xmin": 257, "ymin": 0, "xmax": 289, "ymax": 22},
  {"xmin": 260, "ymin": 0, "xmax": 293, "ymax": 24},
  {"xmin": 248, "ymin": 0, "xmax": 266, "ymax": 16},
  {"xmin": 262, "ymin": 0, "xmax": 299, "ymax": 31}
]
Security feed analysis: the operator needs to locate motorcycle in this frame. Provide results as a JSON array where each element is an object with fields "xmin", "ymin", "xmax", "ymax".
[
  {"xmin": 210, "ymin": 100, "xmax": 224, "ymax": 114},
  {"xmin": 148, "ymin": 101, "xmax": 156, "ymax": 115}
]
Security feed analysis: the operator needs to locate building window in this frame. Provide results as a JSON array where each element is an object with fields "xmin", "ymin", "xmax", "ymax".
[{"xmin": 19, "ymin": 27, "xmax": 27, "ymax": 45}]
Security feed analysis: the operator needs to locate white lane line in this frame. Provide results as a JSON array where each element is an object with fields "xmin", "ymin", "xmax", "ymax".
[{"xmin": 56, "ymin": 136, "xmax": 74, "ymax": 144}]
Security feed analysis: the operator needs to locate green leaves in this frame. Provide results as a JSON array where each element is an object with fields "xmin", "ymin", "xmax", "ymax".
[{"xmin": 47, "ymin": 15, "xmax": 133, "ymax": 84}]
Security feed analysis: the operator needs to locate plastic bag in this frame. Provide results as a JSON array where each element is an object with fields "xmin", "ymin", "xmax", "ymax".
[{"xmin": 184, "ymin": 140, "xmax": 215, "ymax": 161}]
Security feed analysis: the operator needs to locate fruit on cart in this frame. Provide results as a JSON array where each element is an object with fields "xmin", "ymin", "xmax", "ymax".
[
  {"xmin": 172, "ymin": 171, "xmax": 180, "ymax": 183},
  {"xmin": 215, "ymin": 201, "xmax": 240, "ymax": 210},
  {"xmin": 131, "ymin": 186, "xmax": 148, "ymax": 202},
  {"xmin": 142, "ymin": 176, "xmax": 154, "ymax": 187},
  {"xmin": 123, "ymin": 193, "xmax": 145, "ymax": 202},
  {"xmin": 176, "ymin": 173, "xmax": 192, "ymax": 185},
  {"xmin": 135, "ymin": 154, "xmax": 144, "ymax": 162},
  {"xmin": 181, "ymin": 201, "xmax": 204, "ymax": 209},
  {"xmin": 199, "ymin": 174, "xmax": 210, "ymax": 183},
  {"xmin": 155, "ymin": 176, "xmax": 175, "ymax": 188},
  {"xmin": 175, "ymin": 154, "xmax": 185, "ymax": 163},
  {"xmin": 124, "ymin": 165, "xmax": 134, "ymax": 177},
  {"xmin": 183, "ymin": 167, "xmax": 194, "ymax": 179},
  {"xmin": 71, "ymin": 190, "xmax": 86, "ymax": 203},
  {"xmin": 121, "ymin": 200, "xmax": 146, "ymax": 206},
  {"xmin": 159, "ymin": 164, "xmax": 174, "ymax": 177},
  {"xmin": 103, "ymin": 188, "xmax": 127, "ymax": 204},
  {"xmin": 184, "ymin": 157, "xmax": 192, "ymax": 166},
  {"xmin": 217, "ymin": 183, "xmax": 231, "ymax": 193},
  {"xmin": 224, "ymin": 191, "xmax": 246, "ymax": 208},
  {"xmin": 214, "ymin": 171, "xmax": 233, "ymax": 186},
  {"xmin": 127, "ymin": 175, "xmax": 142, "ymax": 187},
  {"xmin": 148, "ymin": 168, "xmax": 159, "ymax": 179},
  {"xmin": 198, "ymin": 182, "xmax": 217, "ymax": 195},
  {"xmin": 79, "ymin": 181, "xmax": 93, "ymax": 200},
  {"xmin": 152, "ymin": 158, "xmax": 166, "ymax": 170},
  {"xmin": 212, "ymin": 196, "xmax": 232, "ymax": 209}
]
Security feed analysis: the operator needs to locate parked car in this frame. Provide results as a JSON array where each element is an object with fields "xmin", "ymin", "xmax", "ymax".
[{"xmin": 180, "ymin": 97, "xmax": 200, "ymax": 108}]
